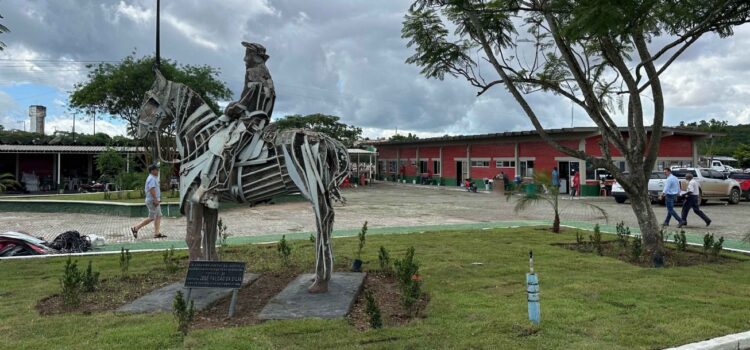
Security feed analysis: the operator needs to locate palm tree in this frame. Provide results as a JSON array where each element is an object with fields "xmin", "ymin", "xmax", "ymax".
[
  {"xmin": 0, "ymin": 13, "xmax": 9, "ymax": 51},
  {"xmin": 0, "ymin": 173, "xmax": 19, "ymax": 192},
  {"xmin": 506, "ymin": 172, "xmax": 607, "ymax": 233}
]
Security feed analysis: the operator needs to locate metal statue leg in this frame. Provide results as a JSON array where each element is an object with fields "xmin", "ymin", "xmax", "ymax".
[
  {"xmin": 185, "ymin": 190, "xmax": 204, "ymax": 261},
  {"xmin": 308, "ymin": 191, "xmax": 334, "ymax": 294},
  {"xmin": 202, "ymin": 206, "xmax": 219, "ymax": 261}
]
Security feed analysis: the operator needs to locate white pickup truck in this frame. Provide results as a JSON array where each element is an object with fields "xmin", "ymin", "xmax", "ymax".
[
  {"xmin": 671, "ymin": 167, "xmax": 742, "ymax": 204},
  {"xmin": 611, "ymin": 172, "xmax": 666, "ymax": 204}
]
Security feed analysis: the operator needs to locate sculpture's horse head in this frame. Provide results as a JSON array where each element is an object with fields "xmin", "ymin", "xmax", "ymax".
[{"xmin": 137, "ymin": 68, "xmax": 179, "ymax": 139}]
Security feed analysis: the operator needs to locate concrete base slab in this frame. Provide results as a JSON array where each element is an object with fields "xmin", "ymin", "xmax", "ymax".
[
  {"xmin": 116, "ymin": 273, "xmax": 260, "ymax": 313},
  {"xmin": 258, "ymin": 272, "xmax": 366, "ymax": 320},
  {"xmin": 664, "ymin": 330, "xmax": 750, "ymax": 350}
]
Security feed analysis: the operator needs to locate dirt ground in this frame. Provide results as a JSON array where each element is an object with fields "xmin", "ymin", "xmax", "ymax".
[{"xmin": 2, "ymin": 182, "xmax": 749, "ymax": 243}]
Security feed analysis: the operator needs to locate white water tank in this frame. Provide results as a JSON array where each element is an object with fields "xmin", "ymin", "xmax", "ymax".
[{"xmin": 29, "ymin": 105, "xmax": 46, "ymax": 134}]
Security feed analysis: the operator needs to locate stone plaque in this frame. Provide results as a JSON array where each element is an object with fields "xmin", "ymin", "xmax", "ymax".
[{"xmin": 184, "ymin": 261, "xmax": 246, "ymax": 289}]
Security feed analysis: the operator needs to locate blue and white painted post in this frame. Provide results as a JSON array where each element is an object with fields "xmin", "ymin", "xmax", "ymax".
[{"xmin": 526, "ymin": 250, "xmax": 540, "ymax": 325}]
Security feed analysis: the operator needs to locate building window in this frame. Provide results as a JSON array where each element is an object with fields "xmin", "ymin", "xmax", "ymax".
[
  {"xmin": 520, "ymin": 160, "xmax": 534, "ymax": 177},
  {"xmin": 388, "ymin": 161, "xmax": 397, "ymax": 173},
  {"xmin": 495, "ymin": 160, "xmax": 515, "ymax": 168},
  {"xmin": 471, "ymin": 160, "xmax": 489, "ymax": 167},
  {"xmin": 418, "ymin": 160, "xmax": 428, "ymax": 173},
  {"xmin": 433, "ymin": 160, "xmax": 441, "ymax": 175}
]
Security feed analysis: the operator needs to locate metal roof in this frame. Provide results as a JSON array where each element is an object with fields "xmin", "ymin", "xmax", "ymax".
[
  {"xmin": 373, "ymin": 127, "xmax": 721, "ymax": 146},
  {"xmin": 0, "ymin": 145, "xmax": 142, "ymax": 154},
  {"xmin": 347, "ymin": 148, "xmax": 376, "ymax": 154}
]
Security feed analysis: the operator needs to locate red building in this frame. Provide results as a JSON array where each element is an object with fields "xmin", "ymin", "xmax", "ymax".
[{"xmin": 375, "ymin": 127, "xmax": 714, "ymax": 193}]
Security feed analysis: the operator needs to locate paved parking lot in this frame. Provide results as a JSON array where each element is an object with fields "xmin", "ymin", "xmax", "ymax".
[{"xmin": 2, "ymin": 182, "xmax": 748, "ymax": 245}]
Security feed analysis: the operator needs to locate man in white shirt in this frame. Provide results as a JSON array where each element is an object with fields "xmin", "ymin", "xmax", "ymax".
[
  {"xmin": 660, "ymin": 168, "xmax": 685, "ymax": 227},
  {"xmin": 680, "ymin": 173, "xmax": 711, "ymax": 227}
]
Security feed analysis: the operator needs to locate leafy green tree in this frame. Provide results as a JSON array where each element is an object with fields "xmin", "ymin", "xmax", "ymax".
[
  {"xmin": 0, "ymin": 129, "xmax": 137, "ymax": 146},
  {"xmin": 734, "ymin": 144, "xmax": 750, "ymax": 168},
  {"xmin": 96, "ymin": 147, "xmax": 126, "ymax": 182},
  {"xmin": 389, "ymin": 133, "xmax": 420, "ymax": 141},
  {"xmin": 0, "ymin": 13, "xmax": 9, "ymax": 51},
  {"xmin": 70, "ymin": 54, "xmax": 232, "ymax": 136},
  {"xmin": 274, "ymin": 114, "xmax": 362, "ymax": 147},
  {"xmin": 402, "ymin": 0, "xmax": 750, "ymax": 257},
  {"xmin": 680, "ymin": 120, "xmax": 750, "ymax": 156}
]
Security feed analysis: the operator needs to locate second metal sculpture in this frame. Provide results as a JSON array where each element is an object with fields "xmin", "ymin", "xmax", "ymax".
[{"xmin": 137, "ymin": 42, "xmax": 349, "ymax": 293}]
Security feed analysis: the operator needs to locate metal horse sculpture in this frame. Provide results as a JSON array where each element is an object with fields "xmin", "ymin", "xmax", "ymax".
[{"xmin": 137, "ymin": 56, "xmax": 348, "ymax": 293}]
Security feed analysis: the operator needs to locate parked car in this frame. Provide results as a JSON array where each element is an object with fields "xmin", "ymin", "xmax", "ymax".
[
  {"xmin": 670, "ymin": 167, "xmax": 742, "ymax": 204},
  {"xmin": 611, "ymin": 171, "xmax": 666, "ymax": 204},
  {"xmin": 729, "ymin": 172, "xmax": 750, "ymax": 201}
]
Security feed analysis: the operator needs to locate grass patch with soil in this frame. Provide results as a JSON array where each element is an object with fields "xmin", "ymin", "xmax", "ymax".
[{"xmin": 2, "ymin": 228, "xmax": 750, "ymax": 349}]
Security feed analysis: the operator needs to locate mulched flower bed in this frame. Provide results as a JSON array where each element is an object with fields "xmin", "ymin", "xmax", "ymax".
[
  {"xmin": 556, "ymin": 240, "xmax": 744, "ymax": 267},
  {"xmin": 347, "ymin": 272, "xmax": 429, "ymax": 331},
  {"xmin": 36, "ymin": 271, "xmax": 181, "ymax": 315}
]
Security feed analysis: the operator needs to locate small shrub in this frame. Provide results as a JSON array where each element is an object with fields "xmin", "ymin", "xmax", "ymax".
[
  {"xmin": 674, "ymin": 230, "xmax": 688, "ymax": 251},
  {"xmin": 615, "ymin": 221, "xmax": 630, "ymax": 247},
  {"xmin": 394, "ymin": 247, "xmax": 422, "ymax": 312},
  {"xmin": 703, "ymin": 233, "xmax": 715, "ymax": 257},
  {"xmin": 711, "ymin": 236, "xmax": 724, "ymax": 259},
  {"xmin": 81, "ymin": 260, "xmax": 100, "ymax": 292},
  {"xmin": 309, "ymin": 234, "xmax": 315, "ymax": 243},
  {"xmin": 631, "ymin": 235, "xmax": 643, "ymax": 261},
  {"xmin": 589, "ymin": 224, "xmax": 603, "ymax": 256},
  {"xmin": 378, "ymin": 246, "xmax": 391, "ymax": 273},
  {"xmin": 659, "ymin": 230, "xmax": 670, "ymax": 244},
  {"xmin": 365, "ymin": 290, "xmax": 383, "ymax": 329},
  {"xmin": 60, "ymin": 257, "xmax": 83, "ymax": 307},
  {"xmin": 277, "ymin": 235, "xmax": 292, "ymax": 266},
  {"xmin": 163, "ymin": 246, "xmax": 179, "ymax": 273},
  {"xmin": 119, "ymin": 247, "xmax": 132, "ymax": 277},
  {"xmin": 172, "ymin": 290, "xmax": 194, "ymax": 336},
  {"xmin": 575, "ymin": 232, "xmax": 586, "ymax": 250},
  {"xmin": 356, "ymin": 221, "xmax": 368, "ymax": 260}
]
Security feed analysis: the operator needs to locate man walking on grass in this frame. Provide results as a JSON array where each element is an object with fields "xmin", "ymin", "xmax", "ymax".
[
  {"xmin": 680, "ymin": 173, "xmax": 711, "ymax": 228},
  {"xmin": 131, "ymin": 164, "xmax": 167, "ymax": 239},
  {"xmin": 660, "ymin": 168, "xmax": 685, "ymax": 227}
]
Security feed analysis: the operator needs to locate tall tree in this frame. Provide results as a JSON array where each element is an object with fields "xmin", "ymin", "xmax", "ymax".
[
  {"xmin": 402, "ymin": 0, "xmax": 750, "ymax": 258},
  {"xmin": 274, "ymin": 113, "xmax": 362, "ymax": 147},
  {"xmin": 0, "ymin": 13, "xmax": 9, "ymax": 50},
  {"xmin": 389, "ymin": 132, "xmax": 420, "ymax": 141},
  {"xmin": 70, "ymin": 54, "xmax": 232, "ymax": 136}
]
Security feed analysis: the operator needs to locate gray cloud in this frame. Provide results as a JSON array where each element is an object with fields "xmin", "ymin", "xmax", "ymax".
[{"xmin": 1, "ymin": 0, "xmax": 749, "ymax": 137}]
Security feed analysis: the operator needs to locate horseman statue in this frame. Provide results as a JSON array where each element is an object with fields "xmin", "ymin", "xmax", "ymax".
[{"xmin": 137, "ymin": 42, "xmax": 349, "ymax": 293}]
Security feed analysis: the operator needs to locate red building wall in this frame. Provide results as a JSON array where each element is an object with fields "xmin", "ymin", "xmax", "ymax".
[{"xmin": 19, "ymin": 154, "xmax": 54, "ymax": 178}]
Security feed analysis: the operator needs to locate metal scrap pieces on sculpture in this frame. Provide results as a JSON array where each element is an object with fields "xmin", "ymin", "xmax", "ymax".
[{"xmin": 136, "ymin": 42, "xmax": 349, "ymax": 293}]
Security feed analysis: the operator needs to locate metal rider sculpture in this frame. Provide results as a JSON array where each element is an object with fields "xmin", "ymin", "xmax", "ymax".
[{"xmin": 137, "ymin": 42, "xmax": 349, "ymax": 293}]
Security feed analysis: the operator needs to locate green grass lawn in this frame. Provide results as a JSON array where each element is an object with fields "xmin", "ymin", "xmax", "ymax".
[{"xmin": 2, "ymin": 228, "xmax": 750, "ymax": 349}]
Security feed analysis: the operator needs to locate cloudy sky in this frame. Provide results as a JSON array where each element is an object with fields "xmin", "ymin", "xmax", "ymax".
[{"xmin": 1, "ymin": 0, "xmax": 749, "ymax": 138}]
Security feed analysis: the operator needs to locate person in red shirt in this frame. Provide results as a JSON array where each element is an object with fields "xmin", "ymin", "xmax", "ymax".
[{"xmin": 570, "ymin": 170, "xmax": 580, "ymax": 198}]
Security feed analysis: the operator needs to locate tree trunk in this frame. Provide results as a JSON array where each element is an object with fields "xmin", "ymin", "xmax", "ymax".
[
  {"xmin": 553, "ymin": 212, "xmax": 560, "ymax": 233},
  {"xmin": 627, "ymin": 178, "xmax": 663, "ymax": 257}
]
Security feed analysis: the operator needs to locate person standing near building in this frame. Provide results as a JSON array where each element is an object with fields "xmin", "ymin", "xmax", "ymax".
[
  {"xmin": 660, "ymin": 168, "xmax": 684, "ymax": 227},
  {"xmin": 551, "ymin": 167, "xmax": 560, "ymax": 189},
  {"xmin": 131, "ymin": 164, "xmax": 167, "ymax": 239},
  {"xmin": 680, "ymin": 173, "xmax": 711, "ymax": 227},
  {"xmin": 570, "ymin": 170, "xmax": 580, "ymax": 198}
]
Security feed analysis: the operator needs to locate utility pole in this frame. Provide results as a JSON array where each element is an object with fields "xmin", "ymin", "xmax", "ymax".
[
  {"xmin": 155, "ymin": 0, "xmax": 161, "ymax": 69},
  {"xmin": 72, "ymin": 112, "xmax": 76, "ymax": 134},
  {"xmin": 91, "ymin": 110, "xmax": 96, "ymax": 134}
]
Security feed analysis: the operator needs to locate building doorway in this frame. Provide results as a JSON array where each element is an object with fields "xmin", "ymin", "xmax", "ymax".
[
  {"xmin": 558, "ymin": 161, "xmax": 570, "ymax": 194},
  {"xmin": 456, "ymin": 160, "xmax": 467, "ymax": 186}
]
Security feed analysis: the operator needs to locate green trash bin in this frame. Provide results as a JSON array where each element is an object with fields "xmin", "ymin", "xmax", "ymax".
[
  {"xmin": 525, "ymin": 183, "xmax": 538, "ymax": 195},
  {"xmin": 580, "ymin": 184, "xmax": 600, "ymax": 196}
]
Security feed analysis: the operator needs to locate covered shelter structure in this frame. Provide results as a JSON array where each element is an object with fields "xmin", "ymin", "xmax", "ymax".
[
  {"xmin": 347, "ymin": 148, "xmax": 377, "ymax": 184},
  {"xmin": 0, "ymin": 145, "xmax": 142, "ymax": 193}
]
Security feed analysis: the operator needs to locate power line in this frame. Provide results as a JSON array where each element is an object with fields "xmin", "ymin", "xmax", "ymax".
[{"xmin": 0, "ymin": 58, "xmax": 120, "ymax": 63}]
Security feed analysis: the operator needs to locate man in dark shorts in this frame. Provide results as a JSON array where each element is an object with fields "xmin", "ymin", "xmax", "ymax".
[{"xmin": 131, "ymin": 164, "xmax": 166, "ymax": 239}]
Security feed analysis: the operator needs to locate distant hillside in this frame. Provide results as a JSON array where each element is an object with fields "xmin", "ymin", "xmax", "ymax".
[{"xmin": 676, "ymin": 120, "xmax": 750, "ymax": 157}]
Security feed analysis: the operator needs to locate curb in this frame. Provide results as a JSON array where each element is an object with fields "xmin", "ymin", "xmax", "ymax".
[{"xmin": 664, "ymin": 330, "xmax": 750, "ymax": 350}]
